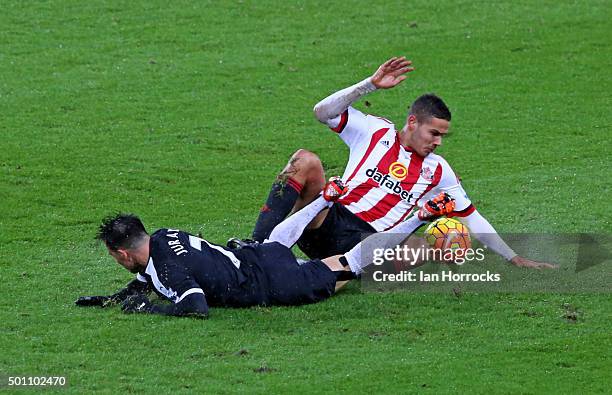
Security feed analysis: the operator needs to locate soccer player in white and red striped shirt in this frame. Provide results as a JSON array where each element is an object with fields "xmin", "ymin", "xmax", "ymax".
[{"xmin": 252, "ymin": 57, "xmax": 555, "ymax": 269}]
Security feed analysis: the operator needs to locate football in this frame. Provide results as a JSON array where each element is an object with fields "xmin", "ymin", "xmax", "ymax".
[{"xmin": 424, "ymin": 217, "xmax": 472, "ymax": 258}]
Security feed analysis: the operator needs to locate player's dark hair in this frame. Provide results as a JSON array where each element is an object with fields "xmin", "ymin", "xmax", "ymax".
[
  {"xmin": 97, "ymin": 213, "xmax": 149, "ymax": 251},
  {"xmin": 409, "ymin": 93, "xmax": 451, "ymax": 122}
]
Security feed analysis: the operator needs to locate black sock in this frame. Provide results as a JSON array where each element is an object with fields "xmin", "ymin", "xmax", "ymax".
[
  {"xmin": 252, "ymin": 177, "xmax": 303, "ymax": 242},
  {"xmin": 335, "ymin": 270, "xmax": 358, "ymax": 282}
]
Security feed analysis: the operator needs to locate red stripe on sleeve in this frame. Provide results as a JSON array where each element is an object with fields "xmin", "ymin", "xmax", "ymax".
[{"xmin": 330, "ymin": 110, "xmax": 349, "ymax": 133}]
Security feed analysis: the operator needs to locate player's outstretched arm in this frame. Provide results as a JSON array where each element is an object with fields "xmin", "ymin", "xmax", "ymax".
[
  {"xmin": 313, "ymin": 56, "xmax": 414, "ymax": 123},
  {"xmin": 75, "ymin": 279, "xmax": 151, "ymax": 308},
  {"xmin": 459, "ymin": 211, "xmax": 558, "ymax": 269},
  {"xmin": 510, "ymin": 256, "xmax": 558, "ymax": 269},
  {"xmin": 121, "ymin": 293, "xmax": 209, "ymax": 318}
]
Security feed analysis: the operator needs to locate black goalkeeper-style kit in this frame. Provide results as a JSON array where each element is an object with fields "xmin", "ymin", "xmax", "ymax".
[{"xmin": 127, "ymin": 229, "xmax": 337, "ymax": 317}]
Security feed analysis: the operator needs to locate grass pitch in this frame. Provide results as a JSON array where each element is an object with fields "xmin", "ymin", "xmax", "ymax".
[{"xmin": 1, "ymin": 1, "xmax": 610, "ymax": 393}]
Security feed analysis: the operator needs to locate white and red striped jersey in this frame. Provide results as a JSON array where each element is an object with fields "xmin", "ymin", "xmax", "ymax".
[{"xmin": 327, "ymin": 106, "xmax": 475, "ymax": 232}]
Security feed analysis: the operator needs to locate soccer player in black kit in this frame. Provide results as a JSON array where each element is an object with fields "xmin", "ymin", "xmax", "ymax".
[{"xmin": 76, "ymin": 181, "xmax": 455, "ymax": 318}]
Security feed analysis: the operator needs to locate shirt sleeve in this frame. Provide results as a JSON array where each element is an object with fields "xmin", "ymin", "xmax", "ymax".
[
  {"xmin": 148, "ymin": 292, "xmax": 209, "ymax": 317},
  {"xmin": 313, "ymin": 76, "xmax": 377, "ymax": 125},
  {"xmin": 327, "ymin": 106, "xmax": 393, "ymax": 152},
  {"xmin": 435, "ymin": 158, "xmax": 475, "ymax": 215},
  {"xmin": 459, "ymin": 210, "xmax": 517, "ymax": 261},
  {"xmin": 146, "ymin": 239, "xmax": 205, "ymax": 304},
  {"xmin": 144, "ymin": 254, "xmax": 210, "ymax": 317},
  {"xmin": 421, "ymin": 158, "xmax": 516, "ymax": 261}
]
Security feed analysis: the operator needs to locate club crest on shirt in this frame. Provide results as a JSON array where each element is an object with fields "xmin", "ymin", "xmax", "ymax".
[{"xmin": 420, "ymin": 166, "xmax": 433, "ymax": 181}]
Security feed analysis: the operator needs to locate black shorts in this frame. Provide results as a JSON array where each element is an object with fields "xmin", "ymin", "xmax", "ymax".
[
  {"xmin": 248, "ymin": 242, "xmax": 337, "ymax": 306},
  {"xmin": 297, "ymin": 202, "xmax": 376, "ymax": 259}
]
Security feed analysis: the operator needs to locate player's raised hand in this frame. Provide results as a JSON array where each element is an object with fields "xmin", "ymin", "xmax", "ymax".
[
  {"xmin": 371, "ymin": 56, "xmax": 414, "ymax": 89},
  {"xmin": 511, "ymin": 256, "xmax": 558, "ymax": 269}
]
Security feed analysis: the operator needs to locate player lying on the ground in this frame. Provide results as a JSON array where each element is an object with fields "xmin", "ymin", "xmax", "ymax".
[
  {"xmin": 75, "ymin": 186, "xmax": 454, "ymax": 318},
  {"xmin": 251, "ymin": 56, "xmax": 555, "ymax": 269}
]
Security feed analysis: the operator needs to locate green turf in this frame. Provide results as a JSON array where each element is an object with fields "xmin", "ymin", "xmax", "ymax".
[{"xmin": 1, "ymin": 0, "xmax": 610, "ymax": 393}]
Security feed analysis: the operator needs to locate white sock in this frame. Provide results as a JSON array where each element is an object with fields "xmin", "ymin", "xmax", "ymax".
[
  {"xmin": 265, "ymin": 196, "xmax": 332, "ymax": 247},
  {"xmin": 344, "ymin": 216, "xmax": 424, "ymax": 274}
]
